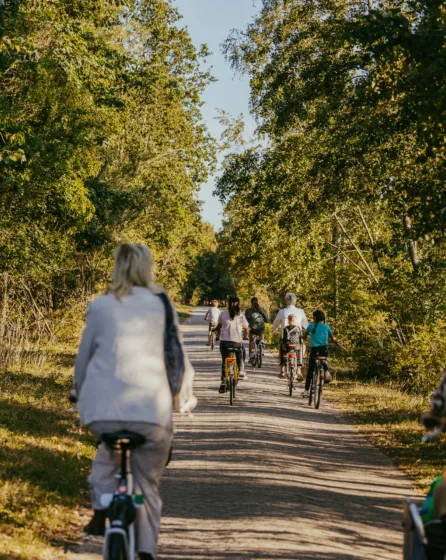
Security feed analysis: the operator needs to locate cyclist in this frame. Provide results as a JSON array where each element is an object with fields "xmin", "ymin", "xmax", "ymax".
[
  {"xmin": 272, "ymin": 293, "xmax": 309, "ymax": 378},
  {"xmin": 302, "ymin": 309, "xmax": 338, "ymax": 398},
  {"xmin": 216, "ymin": 296, "xmax": 249, "ymax": 392},
  {"xmin": 280, "ymin": 314, "xmax": 304, "ymax": 381},
  {"xmin": 245, "ymin": 297, "xmax": 268, "ymax": 365},
  {"xmin": 74, "ymin": 243, "xmax": 191, "ymax": 560},
  {"xmin": 204, "ymin": 300, "xmax": 220, "ymax": 346}
]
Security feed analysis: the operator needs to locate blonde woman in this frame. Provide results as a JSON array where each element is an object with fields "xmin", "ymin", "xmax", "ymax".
[{"xmin": 74, "ymin": 243, "xmax": 194, "ymax": 560}]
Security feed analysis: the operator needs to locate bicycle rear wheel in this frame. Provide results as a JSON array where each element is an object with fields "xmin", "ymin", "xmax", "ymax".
[
  {"xmin": 257, "ymin": 344, "xmax": 262, "ymax": 368},
  {"xmin": 289, "ymin": 371, "xmax": 293, "ymax": 397},
  {"xmin": 315, "ymin": 368, "xmax": 324, "ymax": 409},
  {"xmin": 107, "ymin": 533, "xmax": 126, "ymax": 560},
  {"xmin": 308, "ymin": 373, "xmax": 316, "ymax": 406},
  {"xmin": 229, "ymin": 377, "xmax": 233, "ymax": 405},
  {"xmin": 211, "ymin": 331, "xmax": 214, "ymax": 351}
]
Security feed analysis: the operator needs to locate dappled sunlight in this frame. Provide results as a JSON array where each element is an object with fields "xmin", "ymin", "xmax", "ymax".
[{"xmin": 156, "ymin": 308, "xmax": 412, "ymax": 559}]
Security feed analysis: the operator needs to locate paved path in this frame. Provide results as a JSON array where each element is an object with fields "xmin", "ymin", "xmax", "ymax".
[
  {"xmin": 69, "ymin": 306, "xmax": 413, "ymax": 559},
  {"xmin": 158, "ymin": 307, "xmax": 412, "ymax": 560}
]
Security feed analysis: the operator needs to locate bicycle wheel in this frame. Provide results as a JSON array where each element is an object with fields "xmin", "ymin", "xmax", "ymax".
[
  {"xmin": 315, "ymin": 368, "xmax": 324, "ymax": 409},
  {"xmin": 289, "ymin": 368, "xmax": 293, "ymax": 397},
  {"xmin": 257, "ymin": 344, "xmax": 262, "ymax": 368},
  {"xmin": 228, "ymin": 377, "xmax": 233, "ymax": 405},
  {"xmin": 107, "ymin": 533, "xmax": 126, "ymax": 560},
  {"xmin": 308, "ymin": 373, "xmax": 316, "ymax": 406},
  {"xmin": 211, "ymin": 331, "xmax": 214, "ymax": 351}
]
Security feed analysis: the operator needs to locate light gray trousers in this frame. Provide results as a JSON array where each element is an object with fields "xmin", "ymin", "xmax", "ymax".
[{"xmin": 88, "ymin": 421, "xmax": 173, "ymax": 558}]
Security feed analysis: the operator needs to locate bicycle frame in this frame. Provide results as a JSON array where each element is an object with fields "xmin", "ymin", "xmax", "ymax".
[
  {"xmin": 101, "ymin": 442, "xmax": 140, "ymax": 560},
  {"xmin": 309, "ymin": 358, "xmax": 326, "ymax": 409},
  {"xmin": 224, "ymin": 349, "xmax": 239, "ymax": 405}
]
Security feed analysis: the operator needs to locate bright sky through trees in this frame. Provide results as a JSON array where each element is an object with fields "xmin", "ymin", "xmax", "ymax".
[{"xmin": 174, "ymin": 0, "xmax": 258, "ymax": 229}]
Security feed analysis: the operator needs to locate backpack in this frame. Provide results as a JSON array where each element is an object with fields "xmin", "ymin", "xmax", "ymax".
[{"xmin": 157, "ymin": 293, "xmax": 185, "ymax": 396}]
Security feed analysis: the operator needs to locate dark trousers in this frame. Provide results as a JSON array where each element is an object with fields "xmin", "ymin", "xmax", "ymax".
[
  {"xmin": 220, "ymin": 341, "xmax": 243, "ymax": 381},
  {"xmin": 305, "ymin": 345, "xmax": 329, "ymax": 390}
]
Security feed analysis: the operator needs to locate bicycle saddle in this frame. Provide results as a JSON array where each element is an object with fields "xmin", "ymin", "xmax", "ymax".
[
  {"xmin": 287, "ymin": 344, "xmax": 297, "ymax": 348},
  {"xmin": 227, "ymin": 347, "xmax": 240, "ymax": 353},
  {"xmin": 101, "ymin": 431, "xmax": 146, "ymax": 450},
  {"xmin": 315, "ymin": 356, "xmax": 328, "ymax": 360}
]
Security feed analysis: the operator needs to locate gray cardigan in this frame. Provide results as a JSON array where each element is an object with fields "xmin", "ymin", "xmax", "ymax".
[{"xmin": 74, "ymin": 286, "xmax": 182, "ymax": 427}]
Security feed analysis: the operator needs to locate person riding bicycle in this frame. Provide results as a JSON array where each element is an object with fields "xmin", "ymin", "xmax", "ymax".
[
  {"xmin": 302, "ymin": 310, "xmax": 337, "ymax": 398},
  {"xmin": 272, "ymin": 293, "xmax": 308, "ymax": 378},
  {"xmin": 245, "ymin": 297, "xmax": 268, "ymax": 365},
  {"xmin": 280, "ymin": 314, "xmax": 304, "ymax": 381},
  {"xmin": 216, "ymin": 296, "xmax": 249, "ymax": 392},
  {"xmin": 204, "ymin": 299, "xmax": 220, "ymax": 346},
  {"xmin": 74, "ymin": 243, "xmax": 193, "ymax": 560}
]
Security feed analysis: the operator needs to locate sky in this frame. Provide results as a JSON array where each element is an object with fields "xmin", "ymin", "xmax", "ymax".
[{"xmin": 174, "ymin": 0, "xmax": 259, "ymax": 230}]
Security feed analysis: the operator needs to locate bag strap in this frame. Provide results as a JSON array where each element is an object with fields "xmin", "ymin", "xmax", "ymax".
[{"xmin": 157, "ymin": 292, "xmax": 174, "ymax": 328}]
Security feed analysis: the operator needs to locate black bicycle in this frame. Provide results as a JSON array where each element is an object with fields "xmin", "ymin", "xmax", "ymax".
[
  {"xmin": 210, "ymin": 326, "xmax": 216, "ymax": 351},
  {"xmin": 308, "ymin": 356, "xmax": 326, "ymax": 409},
  {"xmin": 100, "ymin": 431, "xmax": 146, "ymax": 560},
  {"xmin": 253, "ymin": 335, "xmax": 263, "ymax": 368},
  {"xmin": 285, "ymin": 344, "xmax": 298, "ymax": 397}
]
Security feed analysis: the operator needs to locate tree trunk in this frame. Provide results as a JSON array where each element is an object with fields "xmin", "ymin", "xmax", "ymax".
[
  {"xmin": 332, "ymin": 222, "xmax": 340, "ymax": 320},
  {"xmin": 357, "ymin": 206, "xmax": 382, "ymax": 271},
  {"xmin": 404, "ymin": 215, "xmax": 420, "ymax": 271}
]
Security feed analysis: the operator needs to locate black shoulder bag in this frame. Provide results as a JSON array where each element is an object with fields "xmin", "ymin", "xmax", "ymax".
[{"xmin": 157, "ymin": 292, "xmax": 185, "ymax": 397}]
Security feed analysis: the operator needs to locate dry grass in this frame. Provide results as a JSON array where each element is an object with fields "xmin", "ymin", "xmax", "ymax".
[
  {"xmin": 0, "ymin": 299, "xmax": 193, "ymax": 558},
  {"xmin": 329, "ymin": 361, "xmax": 446, "ymax": 492}
]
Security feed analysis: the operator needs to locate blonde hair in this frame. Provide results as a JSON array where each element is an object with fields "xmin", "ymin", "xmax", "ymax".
[{"xmin": 109, "ymin": 243, "xmax": 153, "ymax": 300}]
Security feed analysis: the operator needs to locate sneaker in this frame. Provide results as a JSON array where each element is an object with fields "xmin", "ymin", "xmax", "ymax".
[
  {"xmin": 296, "ymin": 372, "xmax": 304, "ymax": 382},
  {"xmin": 324, "ymin": 371, "xmax": 332, "ymax": 383},
  {"xmin": 219, "ymin": 382, "xmax": 226, "ymax": 393},
  {"xmin": 301, "ymin": 390, "xmax": 309, "ymax": 398},
  {"xmin": 278, "ymin": 372, "xmax": 285, "ymax": 379},
  {"xmin": 249, "ymin": 357, "xmax": 256, "ymax": 366},
  {"xmin": 239, "ymin": 370, "xmax": 246, "ymax": 379}
]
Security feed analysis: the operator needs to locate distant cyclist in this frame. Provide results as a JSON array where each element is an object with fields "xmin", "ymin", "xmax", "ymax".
[
  {"xmin": 216, "ymin": 296, "xmax": 249, "ymax": 392},
  {"xmin": 204, "ymin": 300, "xmax": 219, "ymax": 346},
  {"xmin": 302, "ymin": 310, "xmax": 337, "ymax": 398},
  {"xmin": 280, "ymin": 313, "xmax": 304, "ymax": 381},
  {"xmin": 272, "ymin": 293, "xmax": 309, "ymax": 378},
  {"xmin": 245, "ymin": 297, "xmax": 268, "ymax": 365}
]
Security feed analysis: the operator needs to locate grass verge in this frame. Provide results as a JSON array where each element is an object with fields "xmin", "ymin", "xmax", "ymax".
[
  {"xmin": 0, "ymin": 299, "xmax": 194, "ymax": 558},
  {"xmin": 329, "ymin": 361, "xmax": 446, "ymax": 491},
  {"xmin": 175, "ymin": 303, "xmax": 194, "ymax": 324}
]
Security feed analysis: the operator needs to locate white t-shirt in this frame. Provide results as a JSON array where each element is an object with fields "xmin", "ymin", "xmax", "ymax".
[
  {"xmin": 206, "ymin": 307, "xmax": 220, "ymax": 323},
  {"xmin": 272, "ymin": 305, "xmax": 309, "ymax": 331},
  {"xmin": 218, "ymin": 310, "xmax": 249, "ymax": 343}
]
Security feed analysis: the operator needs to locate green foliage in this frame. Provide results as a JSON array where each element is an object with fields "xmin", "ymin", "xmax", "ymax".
[
  {"xmin": 0, "ymin": 0, "xmax": 217, "ymax": 359},
  {"xmin": 216, "ymin": 0, "xmax": 446, "ymax": 394}
]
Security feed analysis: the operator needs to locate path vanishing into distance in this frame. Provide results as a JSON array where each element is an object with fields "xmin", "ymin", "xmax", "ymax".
[{"xmin": 70, "ymin": 306, "xmax": 413, "ymax": 560}]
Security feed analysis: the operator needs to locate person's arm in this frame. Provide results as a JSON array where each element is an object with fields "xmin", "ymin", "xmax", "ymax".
[
  {"xmin": 204, "ymin": 308, "xmax": 210, "ymax": 321},
  {"xmin": 215, "ymin": 312, "xmax": 222, "ymax": 338},
  {"xmin": 301, "ymin": 310, "xmax": 309, "ymax": 330},
  {"xmin": 327, "ymin": 324, "xmax": 338, "ymax": 344},
  {"xmin": 272, "ymin": 310, "xmax": 282, "ymax": 331},
  {"xmin": 241, "ymin": 313, "xmax": 249, "ymax": 336},
  {"xmin": 74, "ymin": 303, "xmax": 96, "ymax": 394},
  {"xmin": 260, "ymin": 308, "xmax": 269, "ymax": 323},
  {"xmin": 303, "ymin": 324, "xmax": 311, "ymax": 341}
]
